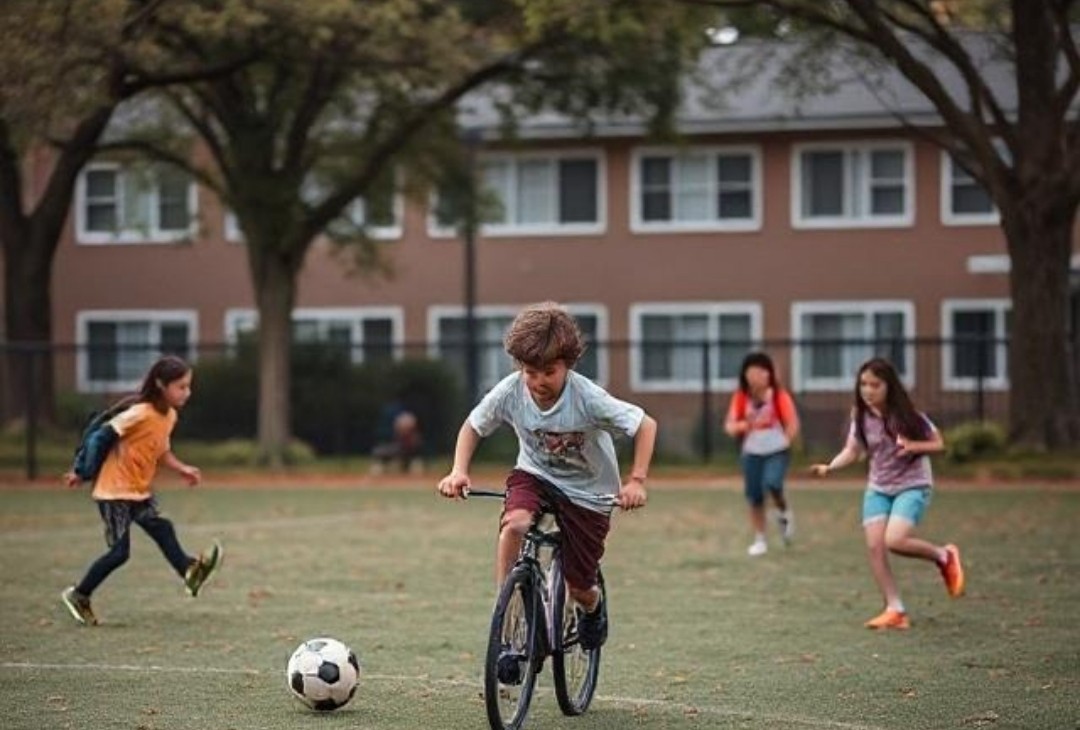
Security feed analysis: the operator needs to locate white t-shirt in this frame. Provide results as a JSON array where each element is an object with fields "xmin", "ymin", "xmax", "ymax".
[{"xmin": 468, "ymin": 370, "xmax": 645, "ymax": 512}]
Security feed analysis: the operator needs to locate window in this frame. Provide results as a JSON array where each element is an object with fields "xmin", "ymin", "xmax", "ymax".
[
  {"xmin": 791, "ymin": 302, "xmax": 914, "ymax": 390},
  {"xmin": 429, "ymin": 151, "xmax": 604, "ymax": 236},
  {"xmin": 428, "ymin": 305, "xmax": 607, "ymax": 390},
  {"xmin": 76, "ymin": 311, "xmax": 197, "ymax": 392},
  {"xmin": 941, "ymin": 152, "xmax": 999, "ymax": 225},
  {"xmin": 632, "ymin": 147, "xmax": 761, "ymax": 231},
  {"xmin": 793, "ymin": 143, "xmax": 913, "ymax": 227},
  {"xmin": 224, "ymin": 308, "xmax": 402, "ymax": 363},
  {"xmin": 942, "ymin": 299, "xmax": 1011, "ymax": 390},
  {"xmin": 629, "ymin": 303, "xmax": 762, "ymax": 392},
  {"xmin": 301, "ymin": 173, "xmax": 402, "ymax": 240},
  {"xmin": 76, "ymin": 163, "xmax": 197, "ymax": 243}
]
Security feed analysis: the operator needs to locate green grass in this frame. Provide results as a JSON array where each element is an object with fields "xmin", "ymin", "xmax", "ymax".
[{"xmin": 1, "ymin": 480, "xmax": 1077, "ymax": 729}]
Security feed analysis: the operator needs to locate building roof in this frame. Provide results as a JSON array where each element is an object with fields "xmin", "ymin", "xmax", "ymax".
[{"xmin": 458, "ymin": 34, "xmax": 1022, "ymax": 139}]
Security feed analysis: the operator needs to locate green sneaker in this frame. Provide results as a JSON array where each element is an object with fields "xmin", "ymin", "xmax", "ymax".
[
  {"xmin": 61, "ymin": 586, "xmax": 97, "ymax": 626},
  {"xmin": 184, "ymin": 540, "xmax": 224, "ymax": 597}
]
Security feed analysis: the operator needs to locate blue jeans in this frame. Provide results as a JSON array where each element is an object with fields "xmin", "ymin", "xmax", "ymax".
[{"xmin": 740, "ymin": 450, "xmax": 790, "ymax": 507}]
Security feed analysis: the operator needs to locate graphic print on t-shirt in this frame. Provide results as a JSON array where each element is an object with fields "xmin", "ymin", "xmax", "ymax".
[{"xmin": 531, "ymin": 429, "xmax": 588, "ymax": 470}]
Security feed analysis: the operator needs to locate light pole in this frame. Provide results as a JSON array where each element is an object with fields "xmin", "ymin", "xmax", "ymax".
[{"xmin": 461, "ymin": 127, "xmax": 483, "ymax": 406}]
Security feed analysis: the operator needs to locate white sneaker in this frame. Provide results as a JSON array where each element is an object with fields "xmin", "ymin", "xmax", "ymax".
[
  {"xmin": 777, "ymin": 510, "xmax": 795, "ymax": 545},
  {"xmin": 747, "ymin": 540, "xmax": 768, "ymax": 557}
]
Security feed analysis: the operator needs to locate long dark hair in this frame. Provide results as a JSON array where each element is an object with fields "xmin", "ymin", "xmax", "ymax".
[
  {"xmin": 738, "ymin": 351, "xmax": 782, "ymax": 397},
  {"xmin": 137, "ymin": 355, "xmax": 192, "ymax": 413},
  {"xmin": 853, "ymin": 357, "xmax": 928, "ymax": 449}
]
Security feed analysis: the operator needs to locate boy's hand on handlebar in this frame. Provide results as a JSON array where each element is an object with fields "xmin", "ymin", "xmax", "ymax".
[
  {"xmin": 617, "ymin": 479, "xmax": 647, "ymax": 511},
  {"xmin": 437, "ymin": 471, "xmax": 470, "ymax": 499}
]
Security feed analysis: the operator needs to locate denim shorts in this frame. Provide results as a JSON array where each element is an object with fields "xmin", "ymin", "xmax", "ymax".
[
  {"xmin": 740, "ymin": 450, "xmax": 790, "ymax": 507},
  {"xmin": 862, "ymin": 486, "xmax": 932, "ymax": 526}
]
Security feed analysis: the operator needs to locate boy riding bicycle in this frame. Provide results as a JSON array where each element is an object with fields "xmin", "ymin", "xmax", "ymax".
[{"xmin": 437, "ymin": 301, "xmax": 657, "ymax": 650}]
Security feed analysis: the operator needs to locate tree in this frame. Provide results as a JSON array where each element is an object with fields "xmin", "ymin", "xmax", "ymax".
[
  {"xmin": 0, "ymin": 0, "xmax": 253, "ymax": 426},
  {"xmin": 686, "ymin": 0, "xmax": 1080, "ymax": 450},
  {"xmin": 110, "ymin": 0, "xmax": 709, "ymax": 464}
]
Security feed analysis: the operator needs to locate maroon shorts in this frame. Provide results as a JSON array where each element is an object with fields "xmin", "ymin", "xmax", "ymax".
[{"xmin": 503, "ymin": 469, "xmax": 611, "ymax": 591}]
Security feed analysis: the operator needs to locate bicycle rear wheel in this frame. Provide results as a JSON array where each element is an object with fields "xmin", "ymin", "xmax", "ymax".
[
  {"xmin": 484, "ymin": 566, "xmax": 541, "ymax": 730},
  {"xmin": 551, "ymin": 556, "xmax": 603, "ymax": 716}
]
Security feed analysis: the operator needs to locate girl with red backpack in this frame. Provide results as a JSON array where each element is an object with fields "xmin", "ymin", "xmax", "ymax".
[{"xmin": 724, "ymin": 352, "xmax": 800, "ymax": 556}]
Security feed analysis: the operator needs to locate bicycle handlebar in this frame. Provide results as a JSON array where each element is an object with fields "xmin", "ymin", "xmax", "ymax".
[{"xmin": 463, "ymin": 487, "xmax": 620, "ymax": 508}]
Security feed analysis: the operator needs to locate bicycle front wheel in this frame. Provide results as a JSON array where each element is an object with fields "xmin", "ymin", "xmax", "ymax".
[
  {"xmin": 484, "ymin": 566, "xmax": 541, "ymax": 730},
  {"xmin": 551, "ymin": 556, "xmax": 603, "ymax": 716}
]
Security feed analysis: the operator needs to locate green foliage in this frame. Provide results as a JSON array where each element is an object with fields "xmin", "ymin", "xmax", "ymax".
[
  {"xmin": 943, "ymin": 420, "xmax": 1007, "ymax": 463},
  {"xmin": 175, "ymin": 347, "xmax": 464, "ymax": 457},
  {"xmin": 176, "ymin": 437, "xmax": 317, "ymax": 467}
]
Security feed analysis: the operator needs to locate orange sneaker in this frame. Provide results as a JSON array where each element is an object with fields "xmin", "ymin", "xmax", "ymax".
[
  {"xmin": 939, "ymin": 544, "xmax": 965, "ymax": 598},
  {"xmin": 864, "ymin": 608, "xmax": 910, "ymax": 630}
]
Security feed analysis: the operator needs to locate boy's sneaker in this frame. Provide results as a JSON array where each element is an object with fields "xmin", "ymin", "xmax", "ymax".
[
  {"xmin": 938, "ymin": 543, "xmax": 965, "ymax": 598},
  {"xmin": 61, "ymin": 586, "xmax": 97, "ymax": 626},
  {"xmin": 864, "ymin": 608, "xmax": 910, "ymax": 630},
  {"xmin": 184, "ymin": 540, "xmax": 224, "ymax": 597},
  {"xmin": 776, "ymin": 510, "xmax": 795, "ymax": 545},
  {"xmin": 747, "ymin": 539, "xmax": 768, "ymax": 557},
  {"xmin": 577, "ymin": 602, "xmax": 607, "ymax": 651}
]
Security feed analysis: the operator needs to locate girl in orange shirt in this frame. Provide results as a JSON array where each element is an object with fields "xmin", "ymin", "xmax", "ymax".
[{"xmin": 61, "ymin": 356, "xmax": 223, "ymax": 626}]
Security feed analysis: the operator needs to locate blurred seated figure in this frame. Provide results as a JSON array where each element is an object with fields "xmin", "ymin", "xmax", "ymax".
[{"xmin": 371, "ymin": 405, "xmax": 423, "ymax": 475}]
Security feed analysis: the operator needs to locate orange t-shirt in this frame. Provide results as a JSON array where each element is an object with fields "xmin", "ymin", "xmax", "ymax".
[{"xmin": 92, "ymin": 402, "xmax": 177, "ymax": 502}]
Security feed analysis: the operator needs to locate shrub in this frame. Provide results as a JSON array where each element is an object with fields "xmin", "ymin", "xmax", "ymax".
[{"xmin": 943, "ymin": 420, "xmax": 1007, "ymax": 463}]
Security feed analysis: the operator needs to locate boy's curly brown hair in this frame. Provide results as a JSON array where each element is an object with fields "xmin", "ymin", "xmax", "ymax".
[{"xmin": 503, "ymin": 301, "xmax": 585, "ymax": 368}]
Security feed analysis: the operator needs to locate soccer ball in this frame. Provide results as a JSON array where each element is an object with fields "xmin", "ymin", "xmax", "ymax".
[{"xmin": 285, "ymin": 637, "xmax": 360, "ymax": 711}]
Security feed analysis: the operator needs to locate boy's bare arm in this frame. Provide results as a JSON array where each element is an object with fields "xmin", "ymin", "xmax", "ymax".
[
  {"xmin": 619, "ymin": 414, "xmax": 656, "ymax": 510},
  {"xmin": 437, "ymin": 422, "xmax": 482, "ymax": 498}
]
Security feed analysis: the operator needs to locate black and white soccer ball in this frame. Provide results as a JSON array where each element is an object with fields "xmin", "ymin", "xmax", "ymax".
[{"xmin": 285, "ymin": 637, "xmax": 360, "ymax": 711}]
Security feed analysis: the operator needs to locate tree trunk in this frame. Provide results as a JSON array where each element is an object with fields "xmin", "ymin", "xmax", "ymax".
[
  {"xmin": 251, "ymin": 248, "xmax": 298, "ymax": 467},
  {"xmin": 2, "ymin": 217, "xmax": 57, "ymax": 427},
  {"xmin": 1001, "ymin": 198, "xmax": 1080, "ymax": 450}
]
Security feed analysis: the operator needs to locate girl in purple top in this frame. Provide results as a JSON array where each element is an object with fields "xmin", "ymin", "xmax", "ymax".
[{"xmin": 811, "ymin": 358, "xmax": 965, "ymax": 630}]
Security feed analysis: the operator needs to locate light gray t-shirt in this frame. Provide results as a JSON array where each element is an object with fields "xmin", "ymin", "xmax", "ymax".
[{"xmin": 468, "ymin": 370, "xmax": 645, "ymax": 512}]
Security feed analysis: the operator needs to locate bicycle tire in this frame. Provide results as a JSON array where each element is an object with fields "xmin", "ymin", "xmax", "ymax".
[
  {"xmin": 551, "ymin": 554, "xmax": 603, "ymax": 716},
  {"xmin": 484, "ymin": 566, "xmax": 542, "ymax": 730}
]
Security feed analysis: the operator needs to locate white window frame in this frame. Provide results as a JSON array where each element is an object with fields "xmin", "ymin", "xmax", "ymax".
[
  {"xmin": 426, "ymin": 303, "xmax": 609, "ymax": 388},
  {"xmin": 629, "ymin": 145, "xmax": 762, "ymax": 233},
  {"xmin": 76, "ymin": 309, "xmax": 199, "ymax": 392},
  {"xmin": 791, "ymin": 141, "xmax": 914, "ymax": 229},
  {"xmin": 941, "ymin": 298, "xmax": 1010, "ymax": 391},
  {"xmin": 940, "ymin": 151, "xmax": 1000, "ymax": 226},
  {"xmin": 427, "ymin": 149, "xmax": 607, "ymax": 238},
  {"xmin": 791, "ymin": 301, "xmax": 916, "ymax": 391},
  {"xmin": 75, "ymin": 162, "xmax": 198, "ymax": 244},
  {"xmin": 223, "ymin": 307, "xmax": 404, "ymax": 362},
  {"xmin": 628, "ymin": 302, "xmax": 763, "ymax": 393}
]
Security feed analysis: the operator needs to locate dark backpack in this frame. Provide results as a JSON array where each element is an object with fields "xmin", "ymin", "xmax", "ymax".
[{"xmin": 71, "ymin": 396, "xmax": 138, "ymax": 483}]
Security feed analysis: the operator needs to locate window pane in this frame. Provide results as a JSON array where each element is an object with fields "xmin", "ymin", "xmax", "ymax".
[
  {"xmin": 641, "ymin": 157, "xmax": 670, "ymax": 186},
  {"xmin": 871, "ymin": 186, "xmax": 904, "ymax": 214},
  {"xmin": 718, "ymin": 190, "xmax": 751, "ymax": 219},
  {"xmin": 159, "ymin": 323, "xmax": 190, "ymax": 359},
  {"xmin": 116, "ymin": 321, "xmax": 153, "ymax": 380},
  {"xmin": 157, "ymin": 167, "xmax": 190, "ymax": 231},
  {"xmin": 872, "ymin": 312, "xmax": 905, "ymax": 372},
  {"xmin": 87, "ymin": 322, "xmax": 118, "ymax": 380},
  {"xmin": 480, "ymin": 161, "xmax": 511, "ymax": 224},
  {"xmin": 641, "ymin": 315, "xmax": 673, "ymax": 380},
  {"xmin": 362, "ymin": 318, "xmax": 394, "ymax": 362},
  {"xmin": 87, "ymin": 203, "xmax": 117, "ymax": 232},
  {"xmin": 953, "ymin": 310, "xmax": 997, "ymax": 378},
  {"xmin": 717, "ymin": 155, "xmax": 750, "ymax": 184},
  {"xmin": 953, "ymin": 184, "xmax": 994, "ymax": 214},
  {"xmin": 870, "ymin": 150, "xmax": 904, "ymax": 179},
  {"xmin": 86, "ymin": 170, "xmax": 116, "ymax": 197},
  {"xmin": 674, "ymin": 156, "xmax": 710, "ymax": 221},
  {"xmin": 804, "ymin": 313, "xmax": 856, "ymax": 378},
  {"xmin": 803, "ymin": 152, "xmax": 844, "ymax": 217},
  {"xmin": 558, "ymin": 159, "xmax": 597, "ymax": 223},
  {"xmin": 516, "ymin": 160, "xmax": 554, "ymax": 224},
  {"xmin": 717, "ymin": 314, "xmax": 751, "ymax": 379}
]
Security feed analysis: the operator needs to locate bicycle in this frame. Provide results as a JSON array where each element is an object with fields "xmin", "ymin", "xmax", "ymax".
[{"xmin": 466, "ymin": 487, "xmax": 619, "ymax": 730}]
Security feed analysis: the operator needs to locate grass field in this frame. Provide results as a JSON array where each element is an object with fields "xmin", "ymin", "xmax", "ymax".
[{"xmin": 1, "ymin": 477, "xmax": 1077, "ymax": 730}]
